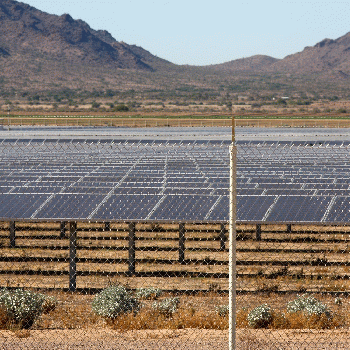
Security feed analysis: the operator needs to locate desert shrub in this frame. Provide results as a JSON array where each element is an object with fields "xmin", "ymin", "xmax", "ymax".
[
  {"xmin": 92, "ymin": 285, "xmax": 139, "ymax": 319},
  {"xmin": 216, "ymin": 305, "xmax": 229, "ymax": 317},
  {"xmin": 135, "ymin": 287, "xmax": 162, "ymax": 300},
  {"xmin": 247, "ymin": 304, "xmax": 273, "ymax": 329},
  {"xmin": 41, "ymin": 295, "xmax": 58, "ymax": 314},
  {"xmin": 152, "ymin": 297, "xmax": 180, "ymax": 317},
  {"xmin": 115, "ymin": 104, "xmax": 129, "ymax": 111},
  {"xmin": 287, "ymin": 294, "xmax": 331, "ymax": 318},
  {"xmin": 334, "ymin": 297, "xmax": 343, "ymax": 306},
  {"xmin": 0, "ymin": 289, "xmax": 50, "ymax": 329}
]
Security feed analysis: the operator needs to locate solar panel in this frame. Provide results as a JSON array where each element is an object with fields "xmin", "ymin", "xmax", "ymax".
[
  {"xmin": 92, "ymin": 194, "xmax": 163, "ymax": 221},
  {"xmin": 0, "ymin": 138, "xmax": 349, "ymax": 223},
  {"xmin": 0, "ymin": 194, "xmax": 51, "ymax": 219},
  {"xmin": 34, "ymin": 194, "xmax": 105, "ymax": 220},
  {"xmin": 265, "ymin": 196, "xmax": 332, "ymax": 223},
  {"xmin": 323, "ymin": 196, "xmax": 350, "ymax": 223},
  {"xmin": 149, "ymin": 195, "xmax": 220, "ymax": 221}
]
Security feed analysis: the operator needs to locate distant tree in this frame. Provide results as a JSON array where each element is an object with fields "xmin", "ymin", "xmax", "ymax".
[
  {"xmin": 91, "ymin": 101, "xmax": 101, "ymax": 108},
  {"xmin": 276, "ymin": 98, "xmax": 287, "ymax": 105},
  {"xmin": 115, "ymin": 104, "xmax": 129, "ymax": 112},
  {"xmin": 337, "ymin": 108, "xmax": 347, "ymax": 114}
]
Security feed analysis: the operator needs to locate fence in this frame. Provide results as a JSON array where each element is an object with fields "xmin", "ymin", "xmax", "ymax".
[
  {"xmin": 0, "ymin": 132, "xmax": 349, "ymax": 349},
  {"xmin": 2, "ymin": 116, "xmax": 350, "ymax": 128}
]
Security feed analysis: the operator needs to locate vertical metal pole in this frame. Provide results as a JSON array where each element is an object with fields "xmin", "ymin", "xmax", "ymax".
[
  {"xmin": 69, "ymin": 222, "xmax": 77, "ymax": 292},
  {"xmin": 219, "ymin": 223, "xmax": 226, "ymax": 251},
  {"xmin": 7, "ymin": 104, "xmax": 10, "ymax": 130},
  {"xmin": 179, "ymin": 223, "xmax": 185, "ymax": 264},
  {"xmin": 9, "ymin": 221, "xmax": 15, "ymax": 248},
  {"xmin": 128, "ymin": 222, "xmax": 136, "ymax": 276},
  {"xmin": 229, "ymin": 112, "xmax": 237, "ymax": 350},
  {"xmin": 60, "ymin": 221, "xmax": 66, "ymax": 238},
  {"xmin": 104, "ymin": 222, "xmax": 111, "ymax": 231},
  {"xmin": 256, "ymin": 224, "xmax": 262, "ymax": 241},
  {"xmin": 287, "ymin": 224, "xmax": 292, "ymax": 233}
]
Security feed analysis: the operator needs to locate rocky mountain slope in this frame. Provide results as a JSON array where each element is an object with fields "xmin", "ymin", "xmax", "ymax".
[{"xmin": 0, "ymin": 0, "xmax": 349, "ymax": 97}]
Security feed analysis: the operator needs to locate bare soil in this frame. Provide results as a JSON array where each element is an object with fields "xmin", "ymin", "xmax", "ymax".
[{"xmin": 0, "ymin": 328, "xmax": 349, "ymax": 350}]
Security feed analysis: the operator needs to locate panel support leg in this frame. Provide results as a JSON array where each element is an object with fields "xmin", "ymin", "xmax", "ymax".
[
  {"xmin": 287, "ymin": 224, "xmax": 292, "ymax": 233},
  {"xmin": 9, "ymin": 221, "xmax": 15, "ymax": 248},
  {"xmin": 128, "ymin": 222, "xmax": 136, "ymax": 276},
  {"xmin": 179, "ymin": 223, "xmax": 185, "ymax": 264},
  {"xmin": 60, "ymin": 221, "xmax": 66, "ymax": 239},
  {"xmin": 69, "ymin": 222, "xmax": 77, "ymax": 292},
  {"xmin": 256, "ymin": 224, "xmax": 262, "ymax": 241},
  {"xmin": 219, "ymin": 223, "xmax": 226, "ymax": 251},
  {"xmin": 105, "ymin": 222, "xmax": 111, "ymax": 231}
]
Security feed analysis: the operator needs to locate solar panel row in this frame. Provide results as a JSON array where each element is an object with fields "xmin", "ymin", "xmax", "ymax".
[{"xmin": 0, "ymin": 139, "xmax": 349, "ymax": 223}]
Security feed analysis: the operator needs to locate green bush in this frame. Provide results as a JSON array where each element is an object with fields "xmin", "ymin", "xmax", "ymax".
[
  {"xmin": 216, "ymin": 305, "xmax": 229, "ymax": 317},
  {"xmin": 92, "ymin": 286, "xmax": 139, "ymax": 319},
  {"xmin": 115, "ymin": 104, "xmax": 129, "ymax": 112},
  {"xmin": 135, "ymin": 287, "xmax": 162, "ymax": 300},
  {"xmin": 41, "ymin": 295, "xmax": 58, "ymax": 314},
  {"xmin": 0, "ymin": 289, "xmax": 53, "ymax": 329},
  {"xmin": 152, "ymin": 297, "xmax": 180, "ymax": 317},
  {"xmin": 247, "ymin": 304, "xmax": 273, "ymax": 328},
  {"xmin": 287, "ymin": 294, "xmax": 331, "ymax": 318}
]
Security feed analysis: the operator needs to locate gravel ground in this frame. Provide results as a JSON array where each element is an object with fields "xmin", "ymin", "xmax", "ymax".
[{"xmin": 0, "ymin": 328, "xmax": 350, "ymax": 350}]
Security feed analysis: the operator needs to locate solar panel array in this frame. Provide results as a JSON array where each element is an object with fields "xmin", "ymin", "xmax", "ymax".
[{"xmin": 0, "ymin": 139, "xmax": 349, "ymax": 223}]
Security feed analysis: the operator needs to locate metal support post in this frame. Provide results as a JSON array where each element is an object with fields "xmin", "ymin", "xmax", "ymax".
[
  {"xmin": 256, "ymin": 224, "xmax": 262, "ymax": 241},
  {"xmin": 219, "ymin": 223, "xmax": 226, "ymax": 251},
  {"xmin": 128, "ymin": 222, "xmax": 136, "ymax": 276},
  {"xmin": 60, "ymin": 221, "xmax": 66, "ymax": 239},
  {"xmin": 104, "ymin": 222, "xmax": 111, "ymax": 231},
  {"xmin": 179, "ymin": 223, "xmax": 185, "ymax": 264},
  {"xmin": 287, "ymin": 224, "xmax": 292, "ymax": 233},
  {"xmin": 69, "ymin": 222, "xmax": 77, "ymax": 292},
  {"xmin": 229, "ymin": 115, "xmax": 237, "ymax": 350},
  {"xmin": 9, "ymin": 221, "xmax": 15, "ymax": 248}
]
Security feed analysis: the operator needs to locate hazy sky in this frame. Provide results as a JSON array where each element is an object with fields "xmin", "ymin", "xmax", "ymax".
[{"xmin": 23, "ymin": 0, "xmax": 350, "ymax": 66}]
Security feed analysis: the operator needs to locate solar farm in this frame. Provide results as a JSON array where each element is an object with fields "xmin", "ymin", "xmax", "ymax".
[{"xmin": 0, "ymin": 125, "xmax": 350, "ymax": 349}]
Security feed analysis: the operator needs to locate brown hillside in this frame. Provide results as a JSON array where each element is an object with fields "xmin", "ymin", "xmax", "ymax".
[
  {"xmin": 0, "ymin": 0, "xmax": 160, "ymax": 70},
  {"xmin": 209, "ymin": 55, "xmax": 279, "ymax": 72},
  {"xmin": 0, "ymin": 0, "xmax": 349, "ymax": 97},
  {"xmin": 269, "ymin": 32, "xmax": 350, "ymax": 75}
]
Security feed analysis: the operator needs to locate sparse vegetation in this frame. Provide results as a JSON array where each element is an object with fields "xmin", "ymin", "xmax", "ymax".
[
  {"xmin": 152, "ymin": 297, "xmax": 180, "ymax": 317},
  {"xmin": 247, "ymin": 304, "xmax": 273, "ymax": 329},
  {"xmin": 0, "ymin": 289, "xmax": 56, "ymax": 329},
  {"xmin": 134, "ymin": 287, "xmax": 163, "ymax": 300},
  {"xmin": 91, "ymin": 285, "xmax": 140, "ymax": 319}
]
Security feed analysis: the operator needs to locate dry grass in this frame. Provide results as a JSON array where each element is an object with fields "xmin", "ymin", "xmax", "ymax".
[
  {"xmin": 236, "ymin": 305, "xmax": 347, "ymax": 331},
  {"xmin": 107, "ymin": 308, "xmax": 228, "ymax": 331}
]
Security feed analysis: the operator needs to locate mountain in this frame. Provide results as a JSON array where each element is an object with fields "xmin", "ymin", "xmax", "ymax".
[
  {"xmin": 270, "ymin": 33, "xmax": 350, "ymax": 76},
  {"xmin": 210, "ymin": 55, "xmax": 279, "ymax": 72},
  {"xmin": 0, "ymin": 0, "xmax": 172, "ymax": 70},
  {"xmin": 0, "ymin": 0, "xmax": 349, "ymax": 98},
  {"xmin": 211, "ymin": 33, "xmax": 350, "ymax": 78}
]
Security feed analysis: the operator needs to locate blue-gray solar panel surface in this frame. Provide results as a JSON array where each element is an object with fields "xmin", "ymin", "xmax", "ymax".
[{"xmin": 0, "ymin": 133, "xmax": 349, "ymax": 223}]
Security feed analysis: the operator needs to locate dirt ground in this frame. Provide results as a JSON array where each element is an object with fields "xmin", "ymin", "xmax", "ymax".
[{"xmin": 0, "ymin": 328, "xmax": 349, "ymax": 350}]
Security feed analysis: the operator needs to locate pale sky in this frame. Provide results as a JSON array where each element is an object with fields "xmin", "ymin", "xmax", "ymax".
[{"xmin": 22, "ymin": 0, "xmax": 350, "ymax": 66}]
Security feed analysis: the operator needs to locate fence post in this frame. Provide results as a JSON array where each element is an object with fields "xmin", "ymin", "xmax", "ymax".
[
  {"xmin": 219, "ymin": 223, "xmax": 226, "ymax": 251},
  {"xmin": 229, "ymin": 142, "xmax": 237, "ymax": 350},
  {"xmin": 69, "ymin": 222, "xmax": 77, "ymax": 292},
  {"xmin": 179, "ymin": 223, "xmax": 185, "ymax": 264},
  {"xmin": 128, "ymin": 222, "xmax": 136, "ymax": 276},
  {"xmin": 287, "ymin": 224, "xmax": 292, "ymax": 233},
  {"xmin": 104, "ymin": 222, "xmax": 111, "ymax": 231},
  {"xmin": 256, "ymin": 224, "xmax": 262, "ymax": 241},
  {"xmin": 60, "ymin": 221, "xmax": 66, "ymax": 238},
  {"xmin": 9, "ymin": 221, "xmax": 15, "ymax": 248}
]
